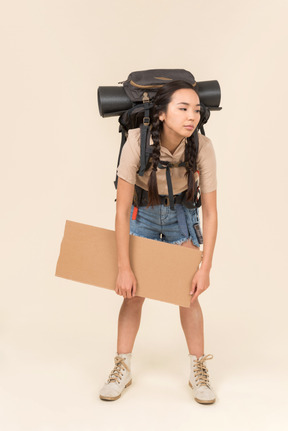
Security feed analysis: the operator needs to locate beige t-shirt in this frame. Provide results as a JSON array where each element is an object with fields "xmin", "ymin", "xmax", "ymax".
[{"xmin": 117, "ymin": 127, "xmax": 217, "ymax": 195}]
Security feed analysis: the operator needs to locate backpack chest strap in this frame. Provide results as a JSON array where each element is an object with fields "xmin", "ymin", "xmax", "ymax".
[{"xmin": 157, "ymin": 160, "xmax": 186, "ymax": 210}]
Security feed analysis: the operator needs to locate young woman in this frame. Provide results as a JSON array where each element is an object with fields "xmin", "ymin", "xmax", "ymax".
[{"xmin": 99, "ymin": 80, "xmax": 218, "ymax": 404}]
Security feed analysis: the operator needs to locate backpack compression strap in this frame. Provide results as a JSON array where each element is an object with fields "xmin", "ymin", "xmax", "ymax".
[{"xmin": 138, "ymin": 102, "xmax": 152, "ymax": 176}]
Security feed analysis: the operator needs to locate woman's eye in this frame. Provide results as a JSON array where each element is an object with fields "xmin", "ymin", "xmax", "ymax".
[{"xmin": 179, "ymin": 108, "xmax": 201, "ymax": 113}]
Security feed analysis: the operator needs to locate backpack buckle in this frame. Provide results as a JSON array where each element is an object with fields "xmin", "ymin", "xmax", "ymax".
[
  {"xmin": 164, "ymin": 197, "xmax": 170, "ymax": 207},
  {"xmin": 142, "ymin": 92, "xmax": 150, "ymax": 103},
  {"xmin": 143, "ymin": 117, "xmax": 150, "ymax": 126}
]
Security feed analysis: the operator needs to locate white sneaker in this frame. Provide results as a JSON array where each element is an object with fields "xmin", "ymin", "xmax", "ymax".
[
  {"xmin": 188, "ymin": 353, "xmax": 216, "ymax": 404},
  {"xmin": 99, "ymin": 353, "xmax": 132, "ymax": 401}
]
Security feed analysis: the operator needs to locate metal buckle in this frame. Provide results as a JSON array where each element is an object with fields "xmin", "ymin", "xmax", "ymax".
[
  {"xmin": 164, "ymin": 197, "xmax": 169, "ymax": 207},
  {"xmin": 143, "ymin": 117, "xmax": 150, "ymax": 126},
  {"xmin": 142, "ymin": 92, "xmax": 150, "ymax": 103}
]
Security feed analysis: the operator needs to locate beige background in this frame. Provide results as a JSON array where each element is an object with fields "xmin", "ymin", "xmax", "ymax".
[{"xmin": 1, "ymin": 0, "xmax": 287, "ymax": 430}]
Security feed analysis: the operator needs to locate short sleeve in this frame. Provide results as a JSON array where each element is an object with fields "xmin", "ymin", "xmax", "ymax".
[
  {"xmin": 116, "ymin": 128, "xmax": 141, "ymax": 185},
  {"xmin": 197, "ymin": 135, "xmax": 217, "ymax": 193}
]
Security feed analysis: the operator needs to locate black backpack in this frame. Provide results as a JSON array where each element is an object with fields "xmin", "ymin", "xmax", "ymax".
[
  {"xmin": 98, "ymin": 69, "xmax": 220, "ymax": 208},
  {"xmin": 116, "ymin": 69, "xmax": 210, "ymax": 182}
]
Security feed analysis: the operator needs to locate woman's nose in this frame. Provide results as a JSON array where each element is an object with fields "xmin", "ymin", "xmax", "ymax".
[{"xmin": 187, "ymin": 110, "xmax": 195, "ymax": 121}]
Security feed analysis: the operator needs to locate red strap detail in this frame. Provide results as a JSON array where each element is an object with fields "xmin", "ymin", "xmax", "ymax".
[{"xmin": 132, "ymin": 206, "xmax": 138, "ymax": 220}]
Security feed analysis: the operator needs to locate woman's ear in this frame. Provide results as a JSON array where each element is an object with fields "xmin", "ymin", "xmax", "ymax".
[{"xmin": 159, "ymin": 112, "xmax": 165, "ymax": 122}]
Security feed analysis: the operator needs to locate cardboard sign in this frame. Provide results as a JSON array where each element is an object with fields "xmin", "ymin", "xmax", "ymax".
[{"xmin": 55, "ymin": 220, "xmax": 203, "ymax": 307}]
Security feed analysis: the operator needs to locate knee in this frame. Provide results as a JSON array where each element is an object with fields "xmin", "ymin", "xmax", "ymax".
[
  {"xmin": 179, "ymin": 298, "xmax": 200, "ymax": 312},
  {"xmin": 190, "ymin": 298, "xmax": 200, "ymax": 307},
  {"xmin": 124, "ymin": 296, "xmax": 145, "ymax": 307}
]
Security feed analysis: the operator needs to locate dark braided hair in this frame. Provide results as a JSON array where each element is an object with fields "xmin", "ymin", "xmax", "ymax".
[{"xmin": 147, "ymin": 80, "xmax": 200, "ymax": 207}]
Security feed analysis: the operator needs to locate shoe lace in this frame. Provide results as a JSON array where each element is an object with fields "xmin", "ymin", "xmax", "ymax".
[
  {"xmin": 193, "ymin": 354, "xmax": 213, "ymax": 388},
  {"xmin": 107, "ymin": 356, "xmax": 130, "ymax": 384}
]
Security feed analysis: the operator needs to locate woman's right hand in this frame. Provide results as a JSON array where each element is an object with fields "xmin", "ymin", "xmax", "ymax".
[{"xmin": 115, "ymin": 268, "xmax": 137, "ymax": 299}]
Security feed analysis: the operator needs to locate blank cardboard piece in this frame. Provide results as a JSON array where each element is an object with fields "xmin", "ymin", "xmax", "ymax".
[{"xmin": 55, "ymin": 220, "xmax": 203, "ymax": 307}]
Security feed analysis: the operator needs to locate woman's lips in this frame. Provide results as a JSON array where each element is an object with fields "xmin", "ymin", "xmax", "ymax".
[{"xmin": 184, "ymin": 125, "xmax": 194, "ymax": 130}]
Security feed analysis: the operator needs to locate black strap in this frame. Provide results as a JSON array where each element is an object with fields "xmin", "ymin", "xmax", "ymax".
[
  {"xmin": 165, "ymin": 164, "xmax": 174, "ymax": 210},
  {"xmin": 133, "ymin": 184, "xmax": 186, "ymax": 207},
  {"xmin": 157, "ymin": 160, "xmax": 186, "ymax": 210},
  {"xmin": 114, "ymin": 127, "xmax": 127, "ymax": 189},
  {"xmin": 139, "ymin": 124, "xmax": 149, "ymax": 176},
  {"xmin": 138, "ymin": 103, "xmax": 151, "ymax": 176}
]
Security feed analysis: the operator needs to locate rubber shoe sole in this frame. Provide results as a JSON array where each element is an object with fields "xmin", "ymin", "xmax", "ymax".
[
  {"xmin": 188, "ymin": 381, "xmax": 216, "ymax": 404},
  {"xmin": 99, "ymin": 379, "xmax": 132, "ymax": 401}
]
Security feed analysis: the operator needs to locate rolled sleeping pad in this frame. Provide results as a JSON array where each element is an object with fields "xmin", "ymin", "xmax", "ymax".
[
  {"xmin": 196, "ymin": 80, "xmax": 221, "ymax": 110},
  {"xmin": 98, "ymin": 80, "xmax": 221, "ymax": 118},
  {"xmin": 97, "ymin": 86, "xmax": 132, "ymax": 117}
]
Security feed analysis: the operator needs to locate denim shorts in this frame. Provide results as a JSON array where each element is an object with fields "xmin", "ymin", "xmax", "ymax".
[{"xmin": 129, "ymin": 203, "xmax": 202, "ymax": 247}]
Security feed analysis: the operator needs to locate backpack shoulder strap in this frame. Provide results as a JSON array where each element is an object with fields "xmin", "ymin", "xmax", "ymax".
[
  {"xmin": 137, "ymin": 102, "xmax": 152, "ymax": 176},
  {"xmin": 138, "ymin": 123, "xmax": 150, "ymax": 176},
  {"xmin": 114, "ymin": 125, "xmax": 127, "ymax": 189}
]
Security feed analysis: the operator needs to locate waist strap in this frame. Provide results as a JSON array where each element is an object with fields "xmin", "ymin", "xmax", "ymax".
[
  {"xmin": 133, "ymin": 186, "xmax": 189, "ymax": 208},
  {"xmin": 133, "ymin": 185, "xmax": 197, "ymax": 209}
]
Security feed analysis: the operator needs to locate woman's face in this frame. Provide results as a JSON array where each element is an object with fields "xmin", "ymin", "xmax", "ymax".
[{"xmin": 159, "ymin": 88, "xmax": 201, "ymax": 140}]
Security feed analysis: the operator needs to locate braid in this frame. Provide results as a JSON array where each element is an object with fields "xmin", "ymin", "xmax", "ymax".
[
  {"xmin": 184, "ymin": 132, "xmax": 197, "ymax": 201},
  {"xmin": 147, "ymin": 111, "xmax": 161, "ymax": 207}
]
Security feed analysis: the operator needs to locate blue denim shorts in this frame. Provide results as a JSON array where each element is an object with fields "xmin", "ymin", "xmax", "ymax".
[{"xmin": 129, "ymin": 203, "xmax": 202, "ymax": 247}]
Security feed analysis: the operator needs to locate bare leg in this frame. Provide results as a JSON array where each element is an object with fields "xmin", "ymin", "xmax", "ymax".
[
  {"xmin": 179, "ymin": 298, "xmax": 204, "ymax": 357},
  {"xmin": 179, "ymin": 240, "xmax": 204, "ymax": 357},
  {"xmin": 117, "ymin": 296, "xmax": 145, "ymax": 354}
]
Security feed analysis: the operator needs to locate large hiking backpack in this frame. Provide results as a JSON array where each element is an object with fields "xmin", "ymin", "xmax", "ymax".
[{"xmin": 97, "ymin": 69, "xmax": 221, "ymax": 209}]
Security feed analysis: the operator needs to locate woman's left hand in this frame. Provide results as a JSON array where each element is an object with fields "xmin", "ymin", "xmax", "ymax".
[{"xmin": 189, "ymin": 267, "xmax": 210, "ymax": 305}]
